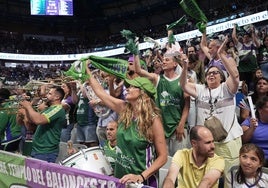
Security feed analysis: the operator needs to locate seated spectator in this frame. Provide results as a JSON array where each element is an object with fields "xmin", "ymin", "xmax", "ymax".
[
  {"xmin": 102, "ymin": 120, "xmax": 118, "ymax": 172},
  {"xmin": 163, "ymin": 125, "xmax": 225, "ymax": 188},
  {"xmin": 241, "ymin": 96, "xmax": 268, "ymax": 166},
  {"xmin": 225, "ymin": 143, "xmax": 268, "ymax": 187},
  {"xmin": 240, "ymin": 77, "xmax": 268, "ymax": 122}
]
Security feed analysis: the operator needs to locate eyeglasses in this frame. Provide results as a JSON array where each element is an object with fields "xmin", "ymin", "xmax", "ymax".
[{"xmin": 206, "ymin": 70, "xmax": 220, "ymax": 76}]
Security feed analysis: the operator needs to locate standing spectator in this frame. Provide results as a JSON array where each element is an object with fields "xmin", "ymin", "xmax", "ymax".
[
  {"xmin": 187, "ymin": 45, "xmax": 205, "ymax": 84},
  {"xmin": 226, "ymin": 143, "xmax": 268, "ymax": 187},
  {"xmin": 76, "ymin": 82, "xmax": 98, "ymax": 147},
  {"xmin": 102, "ymin": 120, "xmax": 118, "ymax": 171},
  {"xmin": 89, "ymin": 71, "xmax": 118, "ymax": 146},
  {"xmin": 232, "ymin": 24, "xmax": 260, "ymax": 89},
  {"xmin": 258, "ymin": 35, "xmax": 268, "ymax": 78},
  {"xmin": 226, "ymin": 40, "xmax": 240, "ymax": 66},
  {"xmin": 163, "ymin": 125, "xmax": 224, "ymax": 188},
  {"xmin": 186, "ymin": 53, "xmax": 199, "ymax": 129},
  {"xmin": 0, "ymin": 88, "xmax": 22, "ymax": 152},
  {"xmin": 60, "ymin": 82, "xmax": 78, "ymax": 142},
  {"xmin": 20, "ymin": 86, "xmax": 66, "ymax": 163},
  {"xmin": 200, "ymin": 30, "xmax": 227, "ymax": 78},
  {"xmin": 134, "ymin": 37, "xmax": 190, "ymax": 156},
  {"xmin": 180, "ymin": 36, "xmax": 243, "ymax": 176},
  {"xmin": 86, "ymin": 62, "xmax": 167, "ymax": 187}
]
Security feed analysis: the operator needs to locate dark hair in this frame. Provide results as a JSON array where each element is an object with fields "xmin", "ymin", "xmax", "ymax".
[
  {"xmin": 255, "ymin": 96, "xmax": 268, "ymax": 119},
  {"xmin": 252, "ymin": 68, "xmax": 263, "ymax": 83},
  {"xmin": 252, "ymin": 77, "xmax": 268, "ymax": 104},
  {"xmin": 187, "ymin": 45, "xmax": 197, "ymax": 55},
  {"xmin": 188, "ymin": 53, "xmax": 199, "ymax": 63},
  {"xmin": 52, "ymin": 86, "xmax": 65, "ymax": 101},
  {"xmin": 236, "ymin": 143, "xmax": 265, "ymax": 184}
]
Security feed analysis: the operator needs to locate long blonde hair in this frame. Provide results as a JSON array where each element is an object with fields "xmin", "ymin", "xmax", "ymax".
[{"xmin": 118, "ymin": 91, "xmax": 162, "ymax": 142}]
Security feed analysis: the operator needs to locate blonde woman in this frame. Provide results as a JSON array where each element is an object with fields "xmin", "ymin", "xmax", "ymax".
[{"xmin": 86, "ymin": 61, "xmax": 167, "ymax": 187}]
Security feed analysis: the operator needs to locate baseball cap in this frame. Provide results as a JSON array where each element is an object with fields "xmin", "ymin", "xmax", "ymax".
[{"xmin": 124, "ymin": 77, "xmax": 156, "ymax": 99}]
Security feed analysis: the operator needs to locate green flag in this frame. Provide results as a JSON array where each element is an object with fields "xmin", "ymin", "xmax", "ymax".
[
  {"xmin": 64, "ymin": 59, "xmax": 90, "ymax": 82},
  {"xmin": 180, "ymin": 0, "xmax": 208, "ymax": 33}
]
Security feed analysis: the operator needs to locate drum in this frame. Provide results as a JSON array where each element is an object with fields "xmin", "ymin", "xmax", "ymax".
[{"xmin": 60, "ymin": 146, "xmax": 113, "ymax": 176}]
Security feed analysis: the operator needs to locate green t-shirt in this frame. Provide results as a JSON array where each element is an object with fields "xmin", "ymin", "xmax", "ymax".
[
  {"xmin": 76, "ymin": 95, "xmax": 90, "ymax": 126},
  {"xmin": 103, "ymin": 140, "xmax": 116, "ymax": 170},
  {"xmin": 32, "ymin": 104, "xmax": 66, "ymax": 154},
  {"xmin": 156, "ymin": 75, "xmax": 185, "ymax": 138},
  {"xmin": 114, "ymin": 120, "xmax": 155, "ymax": 178}
]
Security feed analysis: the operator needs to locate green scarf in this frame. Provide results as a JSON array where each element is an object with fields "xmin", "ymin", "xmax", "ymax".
[
  {"xmin": 64, "ymin": 56, "xmax": 129, "ymax": 81},
  {"xmin": 121, "ymin": 30, "xmax": 139, "ymax": 55},
  {"xmin": 89, "ymin": 55, "xmax": 128, "ymax": 79}
]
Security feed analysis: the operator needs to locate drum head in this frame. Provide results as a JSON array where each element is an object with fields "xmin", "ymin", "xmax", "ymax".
[{"xmin": 60, "ymin": 147, "xmax": 113, "ymax": 176}]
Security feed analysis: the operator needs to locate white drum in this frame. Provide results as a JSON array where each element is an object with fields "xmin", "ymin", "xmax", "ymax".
[{"xmin": 60, "ymin": 147, "xmax": 113, "ymax": 176}]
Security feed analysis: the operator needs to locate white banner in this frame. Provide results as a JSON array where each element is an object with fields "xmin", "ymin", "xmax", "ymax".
[{"xmin": 0, "ymin": 11, "xmax": 267, "ymax": 61}]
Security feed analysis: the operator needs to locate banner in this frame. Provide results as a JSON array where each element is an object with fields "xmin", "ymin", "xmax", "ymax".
[{"xmin": 0, "ymin": 151, "xmax": 125, "ymax": 188}]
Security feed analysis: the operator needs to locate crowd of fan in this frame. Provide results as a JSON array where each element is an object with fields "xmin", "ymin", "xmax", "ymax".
[{"xmin": 0, "ymin": 22, "xmax": 267, "ymax": 88}]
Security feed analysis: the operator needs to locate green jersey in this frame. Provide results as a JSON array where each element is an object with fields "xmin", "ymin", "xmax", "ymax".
[
  {"xmin": 32, "ymin": 104, "xmax": 65, "ymax": 154},
  {"xmin": 76, "ymin": 94, "xmax": 89, "ymax": 126},
  {"xmin": 114, "ymin": 120, "xmax": 155, "ymax": 178},
  {"xmin": 156, "ymin": 75, "xmax": 185, "ymax": 138}
]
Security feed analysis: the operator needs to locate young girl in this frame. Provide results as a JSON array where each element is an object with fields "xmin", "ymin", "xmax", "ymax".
[{"xmin": 226, "ymin": 143, "xmax": 268, "ymax": 187}]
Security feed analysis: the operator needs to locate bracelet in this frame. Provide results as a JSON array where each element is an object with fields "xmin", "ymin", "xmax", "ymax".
[{"xmin": 140, "ymin": 174, "xmax": 145, "ymax": 182}]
